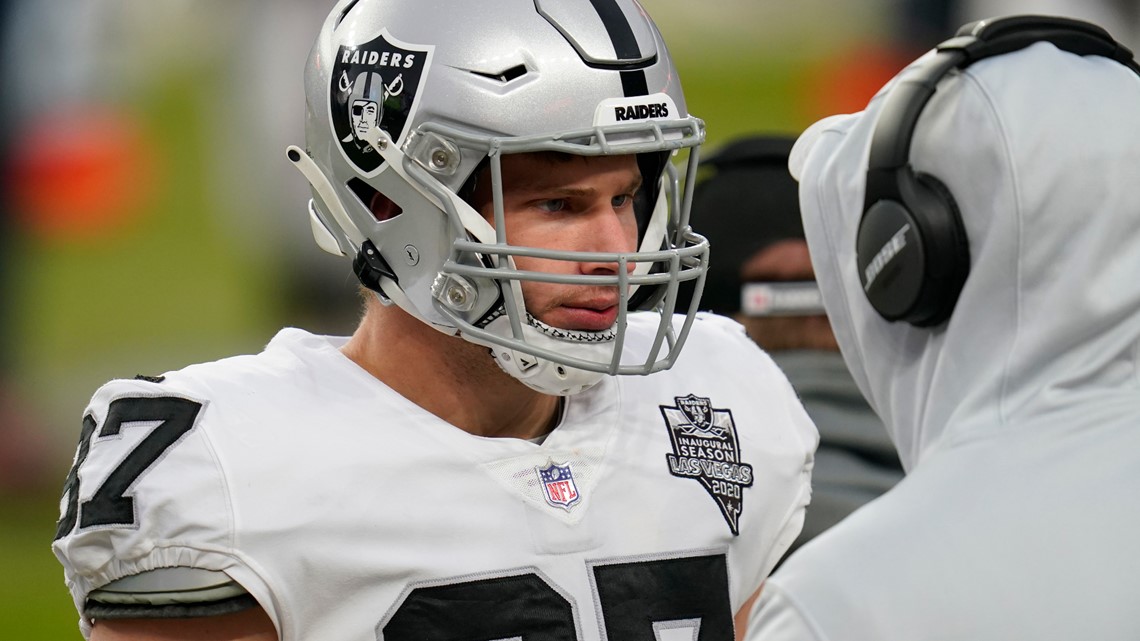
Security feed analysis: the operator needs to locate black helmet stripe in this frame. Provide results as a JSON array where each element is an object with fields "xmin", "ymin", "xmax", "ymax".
[
  {"xmin": 621, "ymin": 70, "xmax": 649, "ymax": 97},
  {"xmin": 588, "ymin": 0, "xmax": 649, "ymax": 96},
  {"xmin": 589, "ymin": 0, "xmax": 640, "ymax": 59}
]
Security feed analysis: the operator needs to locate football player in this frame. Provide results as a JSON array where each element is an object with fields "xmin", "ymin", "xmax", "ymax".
[{"xmin": 52, "ymin": 1, "xmax": 818, "ymax": 639}]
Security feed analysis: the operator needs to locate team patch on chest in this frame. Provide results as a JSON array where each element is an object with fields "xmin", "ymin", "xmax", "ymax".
[{"xmin": 660, "ymin": 394, "xmax": 754, "ymax": 535}]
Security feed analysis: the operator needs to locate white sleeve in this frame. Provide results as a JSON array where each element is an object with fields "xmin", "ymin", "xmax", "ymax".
[
  {"xmin": 746, "ymin": 581, "xmax": 828, "ymax": 641},
  {"xmin": 50, "ymin": 377, "xmax": 268, "ymax": 636}
]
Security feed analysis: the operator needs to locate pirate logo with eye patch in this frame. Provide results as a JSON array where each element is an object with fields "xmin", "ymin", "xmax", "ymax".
[{"xmin": 330, "ymin": 30, "xmax": 433, "ymax": 175}]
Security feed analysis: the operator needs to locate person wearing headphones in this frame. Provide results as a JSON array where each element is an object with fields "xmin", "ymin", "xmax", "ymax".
[{"xmin": 747, "ymin": 15, "xmax": 1140, "ymax": 641}]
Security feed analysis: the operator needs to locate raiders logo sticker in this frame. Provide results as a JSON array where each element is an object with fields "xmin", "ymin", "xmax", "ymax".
[
  {"xmin": 329, "ymin": 30, "xmax": 433, "ymax": 175},
  {"xmin": 660, "ymin": 394, "xmax": 754, "ymax": 535}
]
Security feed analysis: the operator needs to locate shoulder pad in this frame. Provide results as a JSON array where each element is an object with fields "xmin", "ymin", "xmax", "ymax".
[
  {"xmin": 88, "ymin": 567, "xmax": 248, "ymax": 606},
  {"xmin": 85, "ymin": 568, "xmax": 257, "ymax": 620}
]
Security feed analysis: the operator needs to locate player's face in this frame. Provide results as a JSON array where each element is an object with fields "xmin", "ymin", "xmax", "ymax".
[
  {"xmin": 472, "ymin": 153, "xmax": 641, "ymax": 332},
  {"xmin": 352, "ymin": 100, "xmax": 379, "ymax": 138}
]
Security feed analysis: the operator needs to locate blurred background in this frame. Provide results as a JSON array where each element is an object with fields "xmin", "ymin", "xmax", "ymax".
[{"xmin": 1, "ymin": 0, "xmax": 1135, "ymax": 636}]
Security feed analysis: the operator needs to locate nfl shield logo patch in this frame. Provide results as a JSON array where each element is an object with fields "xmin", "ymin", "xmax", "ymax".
[{"xmin": 537, "ymin": 461, "xmax": 581, "ymax": 511}]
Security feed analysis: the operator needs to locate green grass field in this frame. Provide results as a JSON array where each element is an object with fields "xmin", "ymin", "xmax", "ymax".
[{"xmin": 1, "ymin": 494, "xmax": 85, "ymax": 638}]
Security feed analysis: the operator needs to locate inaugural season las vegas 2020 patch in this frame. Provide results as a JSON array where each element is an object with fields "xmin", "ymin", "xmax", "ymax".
[
  {"xmin": 329, "ymin": 30, "xmax": 432, "ymax": 175},
  {"xmin": 661, "ymin": 394, "xmax": 754, "ymax": 535}
]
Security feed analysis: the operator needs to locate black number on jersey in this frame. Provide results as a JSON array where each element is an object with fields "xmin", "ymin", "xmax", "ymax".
[
  {"xmin": 380, "ymin": 553, "xmax": 733, "ymax": 640},
  {"xmin": 385, "ymin": 573, "xmax": 576, "ymax": 640},
  {"xmin": 55, "ymin": 397, "xmax": 203, "ymax": 540},
  {"xmin": 593, "ymin": 555, "xmax": 733, "ymax": 639}
]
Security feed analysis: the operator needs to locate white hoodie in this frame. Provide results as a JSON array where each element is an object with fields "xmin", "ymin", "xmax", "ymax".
[{"xmin": 747, "ymin": 41, "xmax": 1140, "ymax": 640}]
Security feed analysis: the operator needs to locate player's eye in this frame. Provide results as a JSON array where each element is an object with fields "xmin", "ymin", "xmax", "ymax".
[
  {"xmin": 611, "ymin": 194, "xmax": 633, "ymax": 209},
  {"xmin": 352, "ymin": 105, "xmax": 364, "ymax": 116},
  {"xmin": 536, "ymin": 199, "xmax": 567, "ymax": 214}
]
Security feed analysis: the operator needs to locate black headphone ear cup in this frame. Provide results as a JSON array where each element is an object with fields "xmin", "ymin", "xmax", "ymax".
[
  {"xmin": 856, "ymin": 170, "xmax": 970, "ymax": 327},
  {"xmin": 905, "ymin": 172, "xmax": 970, "ymax": 327},
  {"xmin": 857, "ymin": 187, "xmax": 927, "ymax": 322}
]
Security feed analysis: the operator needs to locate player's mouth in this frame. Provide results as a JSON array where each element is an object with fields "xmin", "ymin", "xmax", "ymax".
[{"xmin": 544, "ymin": 298, "xmax": 621, "ymax": 331}]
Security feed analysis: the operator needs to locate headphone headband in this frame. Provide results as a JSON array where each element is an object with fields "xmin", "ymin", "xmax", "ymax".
[
  {"xmin": 867, "ymin": 15, "xmax": 1137, "ymax": 193},
  {"xmin": 953, "ymin": 15, "xmax": 1136, "ymax": 65}
]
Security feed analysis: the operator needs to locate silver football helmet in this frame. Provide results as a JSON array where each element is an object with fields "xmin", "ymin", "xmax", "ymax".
[{"xmin": 289, "ymin": 0, "xmax": 709, "ymax": 395}]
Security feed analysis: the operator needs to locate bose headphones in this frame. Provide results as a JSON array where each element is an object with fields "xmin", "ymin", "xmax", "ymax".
[{"xmin": 858, "ymin": 15, "xmax": 1140, "ymax": 327}]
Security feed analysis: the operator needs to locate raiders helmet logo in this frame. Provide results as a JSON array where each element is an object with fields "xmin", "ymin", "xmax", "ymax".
[{"xmin": 329, "ymin": 30, "xmax": 433, "ymax": 175}]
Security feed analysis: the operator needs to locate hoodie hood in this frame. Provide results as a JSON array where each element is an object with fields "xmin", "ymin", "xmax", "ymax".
[{"xmin": 792, "ymin": 42, "xmax": 1140, "ymax": 471}]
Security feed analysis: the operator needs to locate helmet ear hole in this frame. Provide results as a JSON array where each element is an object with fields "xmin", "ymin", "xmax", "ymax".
[
  {"xmin": 347, "ymin": 178, "xmax": 404, "ymax": 222},
  {"xmin": 368, "ymin": 192, "xmax": 403, "ymax": 222}
]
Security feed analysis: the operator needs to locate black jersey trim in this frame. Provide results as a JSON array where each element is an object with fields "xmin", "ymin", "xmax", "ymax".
[{"xmin": 85, "ymin": 593, "xmax": 259, "ymax": 620}]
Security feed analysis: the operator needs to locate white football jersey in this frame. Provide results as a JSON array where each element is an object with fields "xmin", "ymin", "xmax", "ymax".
[{"xmin": 53, "ymin": 313, "xmax": 817, "ymax": 640}]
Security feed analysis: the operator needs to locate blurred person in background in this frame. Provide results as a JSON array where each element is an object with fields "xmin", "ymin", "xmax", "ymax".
[
  {"xmin": 748, "ymin": 15, "xmax": 1140, "ymax": 641},
  {"xmin": 50, "ymin": 0, "xmax": 818, "ymax": 639},
  {"xmin": 681, "ymin": 135, "xmax": 902, "ymax": 557}
]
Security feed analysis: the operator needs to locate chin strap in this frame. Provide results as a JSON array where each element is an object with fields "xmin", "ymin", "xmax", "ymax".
[
  {"xmin": 476, "ymin": 315, "xmax": 615, "ymax": 396},
  {"xmin": 353, "ymin": 239, "xmax": 398, "ymax": 298}
]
